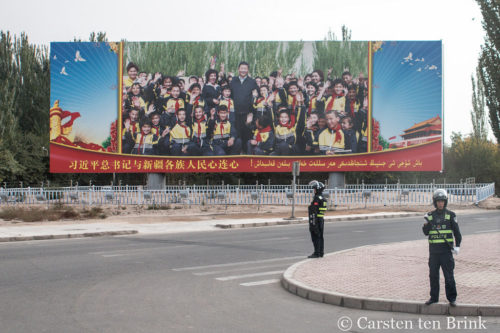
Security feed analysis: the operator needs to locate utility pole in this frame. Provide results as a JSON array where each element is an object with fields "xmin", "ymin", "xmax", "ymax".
[{"xmin": 291, "ymin": 161, "xmax": 300, "ymax": 219}]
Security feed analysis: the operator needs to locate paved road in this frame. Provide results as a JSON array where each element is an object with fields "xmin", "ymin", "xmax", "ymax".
[{"xmin": 0, "ymin": 211, "xmax": 499, "ymax": 332}]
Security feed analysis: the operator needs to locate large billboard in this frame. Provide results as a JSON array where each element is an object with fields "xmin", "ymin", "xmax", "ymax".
[{"xmin": 49, "ymin": 41, "xmax": 442, "ymax": 173}]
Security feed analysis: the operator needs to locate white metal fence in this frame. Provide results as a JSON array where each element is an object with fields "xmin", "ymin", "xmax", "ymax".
[{"xmin": 0, "ymin": 183, "xmax": 495, "ymax": 208}]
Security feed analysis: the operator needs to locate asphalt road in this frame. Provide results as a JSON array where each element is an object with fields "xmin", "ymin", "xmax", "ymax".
[{"xmin": 0, "ymin": 211, "xmax": 499, "ymax": 333}]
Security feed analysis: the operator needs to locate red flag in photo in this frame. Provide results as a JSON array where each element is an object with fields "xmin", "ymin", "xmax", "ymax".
[{"xmin": 389, "ymin": 136, "xmax": 397, "ymax": 140}]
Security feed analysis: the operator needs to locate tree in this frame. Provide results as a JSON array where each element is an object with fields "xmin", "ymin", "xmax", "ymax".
[
  {"xmin": 476, "ymin": 0, "xmax": 500, "ymax": 143},
  {"xmin": 0, "ymin": 31, "xmax": 49, "ymax": 184},
  {"xmin": 312, "ymin": 25, "xmax": 368, "ymax": 79},
  {"xmin": 89, "ymin": 32, "xmax": 108, "ymax": 42},
  {"xmin": 445, "ymin": 132, "xmax": 500, "ymax": 193},
  {"xmin": 471, "ymin": 67, "xmax": 488, "ymax": 141},
  {"xmin": 73, "ymin": 31, "xmax": 108, "ymax": 42},
  {"xmin": 124, "ymin": 41, "xmax": 304, "ymax": 78}
]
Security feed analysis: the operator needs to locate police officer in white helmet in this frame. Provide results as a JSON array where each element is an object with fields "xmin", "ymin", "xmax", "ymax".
[
  {"xmin": 307, "ymin": 181, "xmax": 328, "ymax": 258},
  {"xmin": 422, "ymin": 189, "xmax": 462, "ymax": 307}
]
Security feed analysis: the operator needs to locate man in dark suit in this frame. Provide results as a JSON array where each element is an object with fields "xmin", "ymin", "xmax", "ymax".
[{"xmin": 230, "ymin": 61, "xmax": 259, "ymax": 153}]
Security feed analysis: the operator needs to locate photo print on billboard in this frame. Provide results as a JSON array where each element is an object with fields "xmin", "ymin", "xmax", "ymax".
[{"xmin": 49, "ymin": 40, "xmax": 442, "ymax": 173}]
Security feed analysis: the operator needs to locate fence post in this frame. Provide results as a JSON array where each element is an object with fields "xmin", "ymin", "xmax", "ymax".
[
  {"xmin": 334, "ymin": 187, "xmax": 338, "ymax": 208},
  {"xmin": 236, "ymin": 187, "xmax": 240, "ymax": 206},
  {"xmin": 384, "ymin": 186, "xmax": 387, "ymax": 206},
  {"xmin": 193, "ymin": 184, "xmax": 196, "ymax": 205},
  {"xmin": 259, "ymin": 184, "xmax": 263, "ymax": 211}
]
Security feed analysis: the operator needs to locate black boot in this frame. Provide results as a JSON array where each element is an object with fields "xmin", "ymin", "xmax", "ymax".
[{"xmin": 425, "ymin": 298, "xmax": 438, "ymax": 305}]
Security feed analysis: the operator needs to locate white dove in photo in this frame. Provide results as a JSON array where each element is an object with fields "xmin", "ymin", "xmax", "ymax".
[
  {"xmin": 415, "ymin": 58, "xmax": 421, "ymax": 62},
  {"xmin": 65, "ymin": 60, "xmax": 69, "ymax": 63},
  {"xmin": 417, "ymin": 68, "xmax": 422, "ymax": 72},
  {"xmin": 60, "ymin": 66, "xmax": 68, "ymax": 76},
  {"xmin": 429, "ymin": 65, "xmax": 438, "ymax": 70},
  {"xmin": 74, "ymin": 50, "xmax": 86, "ymax": 62},
  {"xmin": 53, "ymin": 55, "xmax": 57, "ymax": 60},
  {"xmin": 403, "ymin": 52, "xmax": 413, "ymax": 62}
]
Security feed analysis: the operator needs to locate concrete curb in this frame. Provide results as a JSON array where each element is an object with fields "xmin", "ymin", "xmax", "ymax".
[
  {"xmin": 0, "ymin": 230, "xmax": 138, "ymax": 242},
  {"xmin": 215, "ymin": 212, "xmax": 422, "ymax": 229},
  {"xmin": 281, "ymin": 252, "xmax": 500, "ymax": 317}
]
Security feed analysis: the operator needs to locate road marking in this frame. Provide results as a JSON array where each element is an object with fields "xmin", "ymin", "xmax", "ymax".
[
  {"xmin": 227, "ymin": 237, "xmax": 290, "ymax": 244},
  {"xmin": 193, "ymin": 263, "xmax": 292, "ymax": 276},
  {"xmin": 353, "ymin": 230, "xmax": 365, "ymax": 233},
  {"xmin": 240, "ymin": 279, "xmax": 280, "ymax": 287},
  {"xmin": 172, "ymin": 255, "xmax": 304, "ymax": 271},
  {"xmin": 474, "ymin": 229, "xmax": 500, "ymax": 234},
  {"xmin": 101, "ymin": 254, "xmax": 124, "ymax": 257},
  {"xmin": 89, "ymin": 244, "xmax": 193, "ymax": 255},
  {"xmin": 216, "ymin": 270, "xmax": 283, "ymax": 281}
]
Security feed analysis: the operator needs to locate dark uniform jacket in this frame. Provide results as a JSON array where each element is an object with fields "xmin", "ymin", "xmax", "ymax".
[
  {"xmin": 422, "ymin": 209, "xmax": 462, "ymax": 254},
  {"xmin": 309, "ymin": 193, "xmax": 327, "ymax": 218}
]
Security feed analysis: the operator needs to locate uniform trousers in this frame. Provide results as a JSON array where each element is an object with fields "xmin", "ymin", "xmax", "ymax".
[{"xmin": 428, "ymin": 252, "xmax": 457, "ymax": 302}]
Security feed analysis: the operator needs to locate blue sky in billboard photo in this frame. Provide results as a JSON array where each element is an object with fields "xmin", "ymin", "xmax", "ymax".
[
  {"xmin": 50, "ymin": 42, "xmax": 118, "ymax": 145},
  {"xmin": 372, "ymin": 41, "xmax": 442, "ymax": 141},
  {"xmin": 1, "ymin": 0, "xmax": 488, "ymax": 143}
]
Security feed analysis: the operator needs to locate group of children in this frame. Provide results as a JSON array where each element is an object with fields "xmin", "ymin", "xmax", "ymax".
[{"xmin": 122, "ymin": 62, "xmax": 368, "ymax": 156}]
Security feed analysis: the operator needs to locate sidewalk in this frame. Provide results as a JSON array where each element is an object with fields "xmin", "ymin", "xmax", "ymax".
[
  {"xmin": 282, "ymin": 233, "xmax": 500, "ymax": 316},
  {"xmin": 0, "ymin": 211, "xmax": 421, "ymax": 242}
]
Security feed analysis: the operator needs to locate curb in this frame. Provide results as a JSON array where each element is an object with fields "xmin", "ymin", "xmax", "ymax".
[
  {"xmin": 0, "ymin": 230, "xmax": 138, "ymax": 242},
  {"xmin": 215, "ymin": 212, "xmax": 422, "ymax": 229},
  {"xmin": 281, "ymin": 253, "xmax": 500, "ymax": 317}
]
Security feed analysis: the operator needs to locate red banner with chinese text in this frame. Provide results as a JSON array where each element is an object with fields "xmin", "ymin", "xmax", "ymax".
[{"xmin": 50, "ymin": 140, "xmax": 442, "ymax": 173}]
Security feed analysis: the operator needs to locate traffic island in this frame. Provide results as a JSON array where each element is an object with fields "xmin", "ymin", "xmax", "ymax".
[{"xmin": 282, "ymin": 233, "xmax": 500, "ymax": 316}]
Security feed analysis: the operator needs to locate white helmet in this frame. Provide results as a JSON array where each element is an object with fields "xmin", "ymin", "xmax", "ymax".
[
  {"xmin": 309, "ymin": 180, "xmax": 325, "ymax": 193},
  {"xmin": 432, "ymin": 189, "xmax": 448, "ymax": 208}
]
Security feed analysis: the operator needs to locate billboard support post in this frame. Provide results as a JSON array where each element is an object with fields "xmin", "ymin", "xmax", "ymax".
[
  {"xmin": 328, "ymin": 173, "xmax": 345, "ymax": 189},
  {"xmin": 147, "ymin": 173, "xmax": 166, "ymax": 190}
]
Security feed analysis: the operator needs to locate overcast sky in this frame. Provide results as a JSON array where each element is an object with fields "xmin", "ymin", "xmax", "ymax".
[{"xmin": 1, "ymin": 0, "xmax": 489, "ymax": 143}]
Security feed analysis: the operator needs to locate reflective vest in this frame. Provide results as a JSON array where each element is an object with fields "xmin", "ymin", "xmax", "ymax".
[
  {"xmin": 426, "ymin": 213, "xmax": 454, "ymax": 244},
  {"xmin": 311, "ymin": 195, "xmax": 328, "ymax": 218},
  {"xmin": 317, "ymin": 198, "xmax": 327, "ymax": 217}
]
